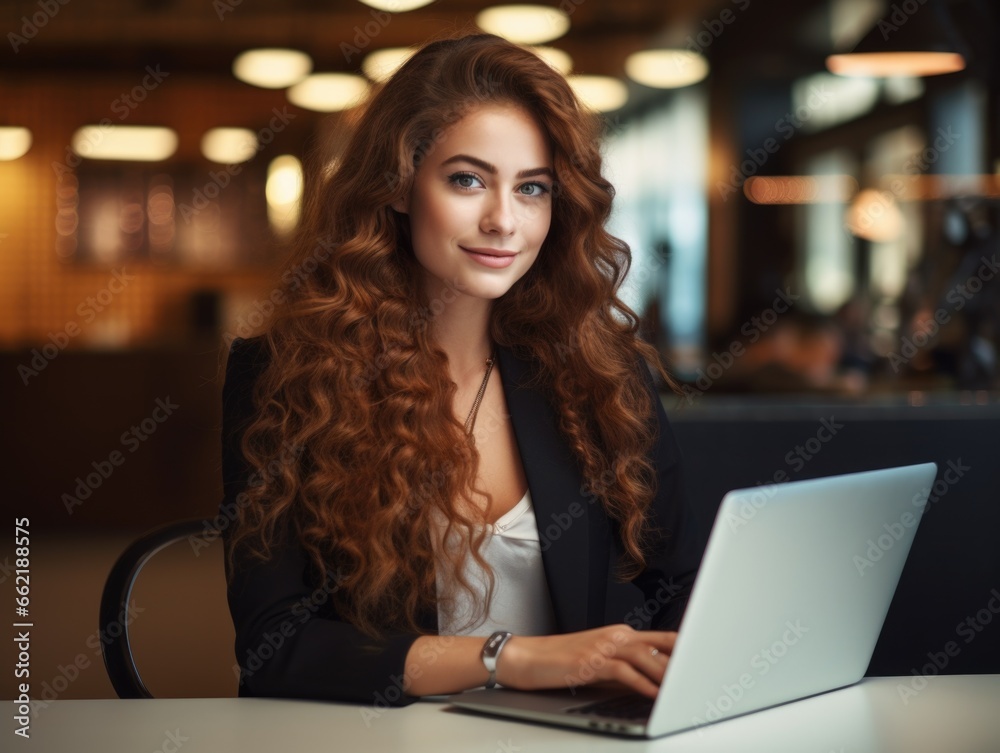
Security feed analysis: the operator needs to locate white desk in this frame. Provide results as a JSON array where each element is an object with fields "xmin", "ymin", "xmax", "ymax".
[{"xmin": 8, "ymin": 675, "xmax": 1000, "ymax": 752}]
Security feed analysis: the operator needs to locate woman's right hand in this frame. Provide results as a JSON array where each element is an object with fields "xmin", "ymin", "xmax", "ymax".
[{"xmin": 495, "ymin": 624, "xmax": 677, "ymax": 698}]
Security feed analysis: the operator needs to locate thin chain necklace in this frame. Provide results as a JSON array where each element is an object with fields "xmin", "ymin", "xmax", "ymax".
[{"xmin": 464, "ymin": 347, "xmax": 497, "ymax": 437}]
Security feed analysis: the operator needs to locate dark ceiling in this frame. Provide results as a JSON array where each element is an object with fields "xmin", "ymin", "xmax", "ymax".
[{"xmin": 1, "ymin": 0, "xmax": 766, "ymax": 77}]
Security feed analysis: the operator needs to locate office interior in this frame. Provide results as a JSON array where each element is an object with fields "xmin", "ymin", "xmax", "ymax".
[{"xmin": 1, "ymin": 0, "xmax": 998, "ymax": 701}]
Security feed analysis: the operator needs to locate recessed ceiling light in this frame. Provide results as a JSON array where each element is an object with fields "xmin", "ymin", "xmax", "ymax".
[
  {"xmin": 0, "ymin": 127, "xmax": 32, "ymax": 160},
  {"xmin": 201, "ymin": 128, "xmax": 259, "ymax": 164},
  {"xmin": 476, "ymin": 5, "xmax": 571, "ymax": 45},
  {"xmin": 531, "ymin": 46, "xmax": 572, "ymax": 75},
  {"xmin": 71, "ymin": 126, "xmax": 178, "ymax": 161},
  {"xmin": 357, "ymin": 0, "xmax": 436, "ymax": 11},
  {"xmin": 567, "ymin": 75, "xmax": 628, "ymax": 112},
  {"xmin": 287, "ymin": 73, "xmax": 369, "ymax": 112},
  {"xmin": 362, "ymin": 47, "xmax": 417, "ymax": 82},
  {"xmin": 625, "ymin": 49, "xmax": 709, "ymax": 88},
  {"xmin": 233, "ymin": 48, "xmax": 313, "ymax": 89}
]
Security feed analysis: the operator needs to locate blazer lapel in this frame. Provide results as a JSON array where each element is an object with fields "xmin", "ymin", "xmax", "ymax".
[{"xmin": 496, "ymin": 345, "xmax": 592, "ymax": 633}]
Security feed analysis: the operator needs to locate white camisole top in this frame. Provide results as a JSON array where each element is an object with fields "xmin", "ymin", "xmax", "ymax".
[{"xmin": 434, "ymin": 486, "xmax": 558, "ymax": 637}]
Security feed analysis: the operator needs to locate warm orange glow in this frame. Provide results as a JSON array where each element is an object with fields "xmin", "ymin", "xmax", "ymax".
[
  {"xmin": 826, "ymin": 51, "xmax": 965, "ymax": 77},
  {"xmin": 744, "ymin": 175, "xmax": 859, "ymax": 204},
  {"xmin": 846, "ymin": 189, "xmax": 904, "ymax": 242}
]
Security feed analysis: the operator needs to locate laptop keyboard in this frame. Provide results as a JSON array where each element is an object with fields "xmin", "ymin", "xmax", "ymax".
[{"xmin": 566, "ymin": 694, "xmax": 655, "ymax": 721}]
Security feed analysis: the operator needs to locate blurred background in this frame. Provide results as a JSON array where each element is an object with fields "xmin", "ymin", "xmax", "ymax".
[{"xmin": 1, "ymin": 0, "xmax": 998, "ymax": 701}]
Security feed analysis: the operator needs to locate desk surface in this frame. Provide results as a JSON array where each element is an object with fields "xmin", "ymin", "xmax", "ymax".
[{"xmin": 9, "ymin": 675, "xmax": 1000, "ymax": 752}]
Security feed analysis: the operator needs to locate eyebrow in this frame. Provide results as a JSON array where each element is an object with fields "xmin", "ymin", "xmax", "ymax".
[{"xmin": 441, "ymin": 154, "xmax": 554, "ymax": 180}]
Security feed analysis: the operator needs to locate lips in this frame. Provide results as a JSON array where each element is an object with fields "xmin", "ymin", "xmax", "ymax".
[
  {"xmin": 461, "ymin": 246, "xmax": 517, "ymax": 268},
  {"xmin": 460, "ymin": 246, "xmax": 518, "ymax": 257}
]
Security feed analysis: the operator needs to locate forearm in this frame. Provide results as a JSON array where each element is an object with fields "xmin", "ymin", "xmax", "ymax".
[{"xmin": 403, "ymin": 635, "xmax": 493, "ymax": 696}]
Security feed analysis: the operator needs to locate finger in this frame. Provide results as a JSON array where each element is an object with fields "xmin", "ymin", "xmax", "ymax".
[
  {"xmin": 629, "ymin": 644, "xmax": 669, "ymax": 684},
  {"xmin": 643, "ymin": 631, "xmax": 678, "ymax": 653},
  {"xmin": 603, "ymin": 660, "xmax": 660, "ymax": 699}
]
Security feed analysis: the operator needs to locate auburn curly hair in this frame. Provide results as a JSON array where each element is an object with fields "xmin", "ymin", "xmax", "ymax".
[{"xmin": 225, "ymin": 31, "xmax": 677, "ymax": 640}]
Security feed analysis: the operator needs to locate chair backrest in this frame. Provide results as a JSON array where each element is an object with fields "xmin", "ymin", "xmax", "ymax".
[{"xmin": 99, "ymin": 518, "xmax": 220, "ymax": 698}]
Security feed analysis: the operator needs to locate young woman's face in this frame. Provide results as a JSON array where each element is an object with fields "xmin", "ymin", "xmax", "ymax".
[{"xmin": 393, "ymin": 103, "xmax": 554, "ymax": 302}]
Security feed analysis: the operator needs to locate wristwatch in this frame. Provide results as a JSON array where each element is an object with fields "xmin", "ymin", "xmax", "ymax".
[{"xmin": 481, "ymin": 630, "xmax": 513, "ymax": 689}]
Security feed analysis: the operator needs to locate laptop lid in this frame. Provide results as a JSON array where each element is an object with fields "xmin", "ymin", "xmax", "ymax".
[
  {"xmin": 647, "ymin": 461, "xmax": 938, "ymax": 736},
  {"xmin": 448, "ymin": 462, "xmax": 938, "ymax": 738}
]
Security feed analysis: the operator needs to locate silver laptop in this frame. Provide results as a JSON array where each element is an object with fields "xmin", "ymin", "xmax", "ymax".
[{"xmin": 448, "ymin": 462, "xmax": 938, "ymax": 738}]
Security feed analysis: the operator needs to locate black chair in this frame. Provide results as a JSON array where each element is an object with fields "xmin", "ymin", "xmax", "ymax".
[{"xmin": 99, "ymin": 518, "xmax": 220, "ymax": 698}]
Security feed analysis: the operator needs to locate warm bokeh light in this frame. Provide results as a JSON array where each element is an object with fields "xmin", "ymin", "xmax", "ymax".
[
  {"xmin": 361, "ymin": 47, "xmax": 416, "ymax": 82},
  {"xmin": 266, "ymin": 155, "xmax": 303, "ymax": 234},
  {"xmin": 71, "ymin": 126, "xmax": 178, "ymax": 161},
  {"xmin": 287, "ymin": 73, "xmax": 369, "ymax": 112},
  {"xmin": 531, "ymin": 45, "xmax": 572, "ymax": 75},
  {"xmin": 476, "ymin": 5, "xmax": 570, "ymax": 44},
  {"xmin": 200, "ymin": 128, "xmax": 259, "ymax": 164},
  {"xmin": 567, "ymin": 75, "xmax": 628, "ymax": 112},
  {"xmin": 744, "ymin": 175, "xmax": 859, "ymax": 204},
  {"xmin": 826, "ymin": 51, "xmax": 965, "ymax": 77},
  {"xmin": 0, "ymin": 126, "xmax": 32, "ymax": 160},
  {"xmin": 233, "ymin": 48, "xmax": 313, "ymax": 88},
  {"xmin": 625, "ymin": 49, "xmax": 709, "ymax": 88},
  {"xmin": 357, "ymin": 0, "xmax": 436, "ymax": 10},
  {"xmin": 846, "ymin": 188, "xmax": 904, "ymax": 242}
]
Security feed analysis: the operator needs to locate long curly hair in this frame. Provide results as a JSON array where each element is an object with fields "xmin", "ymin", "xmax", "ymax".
[{"xmin": 226, "ymin": 31, "xmax": 677, "ymax": 640}]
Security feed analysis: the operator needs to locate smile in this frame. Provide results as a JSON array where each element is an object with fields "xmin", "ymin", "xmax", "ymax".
[{"xmin": 461, "ymin": 247, "xmax": 518, "ymax": 268}]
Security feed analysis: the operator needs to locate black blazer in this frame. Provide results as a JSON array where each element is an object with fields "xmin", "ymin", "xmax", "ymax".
[{"xmin": 221, "ymin": 335, "xmax": 702, "ymax": 706}]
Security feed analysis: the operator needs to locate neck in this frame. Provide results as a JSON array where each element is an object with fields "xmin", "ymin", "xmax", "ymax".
[{"xmin": 425, "ymin": 285, "xmax": 494, "ymax": 383}]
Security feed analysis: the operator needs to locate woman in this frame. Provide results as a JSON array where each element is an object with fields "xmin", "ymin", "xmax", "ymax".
[{"xmin": 221, "ymin": 31, "xmax": 702, "ymax": 707}]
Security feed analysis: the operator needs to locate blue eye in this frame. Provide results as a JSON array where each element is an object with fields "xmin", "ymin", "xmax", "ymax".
[
  {"xmin": 448, "ymin": 172, "xmax": 483, "ymax": 190},
  {"xmin": 520, "ymin": 182, "xmax": 551, "ymax": 197}
]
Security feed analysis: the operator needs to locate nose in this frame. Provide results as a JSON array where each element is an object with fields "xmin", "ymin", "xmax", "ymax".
[{"xmin": 480, "ymin": 192, "xmax": 516, "ymax": 237}]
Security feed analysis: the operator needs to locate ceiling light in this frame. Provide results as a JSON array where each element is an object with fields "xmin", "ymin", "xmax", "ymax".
[
  {"xmin": 357, "ymin": 0, "xmax": 436, "ymax": 10},
  {"xmin": 201, "ymin": 128, "xmax": 259, "ymax": 164},
  {"xmin": 267, "ymin": 155, "xmax": 303, "ymax": 235},
  {"xmin": 531, "ymin": 46, "xmax": 572, "ymax": 75},
  {"xmin": 476, "ymin": 5, "xmax": 570, "ymax": 45},
  {"xmin": 0, "ymin": 127, "xmax": 32, "ymax": 160},
  {"xmin": 625, "ymin": 49, "xmax": 709, "ymax": 88},
  {"xmin": 567, "ymin": 75, "xmax": 628, "ymax": 112},
  {"xmin": 71, "ymin": 126, "xmax": 178, "ymax": 161},
  {"xmin": 362, "ymin": 47, "xmax": 416, "ymax": 82},
  {"xmin": 233, "ymin": 48, "xmax": 313, "ymax": 89},
  {"xmin": 826, "ymin": 0, "xmax": 967, "ymax": 77},
  {"xmin": 287, "ymin": 73, "xmax": 369, "ymax": 112},
  {"xmin": 827, "ymin": 51, "xmax": 964, "ymax": 77}
]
